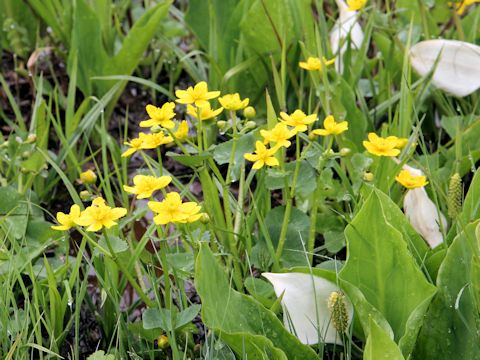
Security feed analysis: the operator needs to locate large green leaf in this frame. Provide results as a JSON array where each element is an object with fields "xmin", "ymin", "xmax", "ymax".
[
  {"xmin": 195, "ymin": 245, "xmax": 318, "ymax": 360},
  {"xmin": 339, "ymin": 189, "xmax": 436, "ymax": 357},
  {"xmin": 413, "ymin": 221, "xmax": 480, "ymax": 359},
  {"xmin": 364, "ymin": 317, "xmax": 405, "ymax": 360}
]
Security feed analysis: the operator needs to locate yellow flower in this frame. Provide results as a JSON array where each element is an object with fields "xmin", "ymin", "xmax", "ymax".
[
  {"xmin": 455, "ymin": 0, "xmax": 480, "ymax": 14},
  {"xmin": 121, "ymin": 132, "xmax": 174, "ymax": 157},
  {"xmin": 299, "ymin": 57, "xmax": 335, "ymax": 71},
  {"xmin": 122, "ymin": 136, "xmax": 144, "ymax": 157},
  {"xmin": 74, "ymin": 197, "xmax": 127, "ymax": 232},
  {"xmin": 311, "ymin": 115, "xmax": 348, "ymax": 136},
  {"xmin": 140, "ymin": 103, "xmax": 176, "ymax": 129},
  {"xmin": 173, "ymin": 120, "xmax": 189, "ymax": 141},
  {"xmin": 395, "ymin": 170, "xmax": 428, "ymax": 189},
  {"xmin": 51, "ymin": 204, "xmax": 81, "ymax": 231},
  {"xmin": 279, "ymin": 110, "xmax": 317, "ymax": 133},
  {"xmin": 347, "ymin": 0, "xmax": 367, "ymax": 11},
  {"xmin": 244, "ymin": 141, "xmax": 280, "ymax": 170},
  {"xmin": 123, "ymin": 175, "xmax": 172, "ymax": 199},
  {"xmin": 140, "ymin": 132, "xmax": 174, "ymax": 149},
  {"xmin": 218, "ymin": 93, "xmax": 249, "ymax": 111},
  {"xmin": 394, "ymin": 137, "xmax": 409, "ymax": 149},
  {"xmin": 187, "ymin": 103, "xmax": 223, "ymax": 121},
  {"xmin": 148, "ymin": 192, "xmax": 204, "ymax": 225},
  {"xmin": 260, "ymin": 123, "xmax": 296, "ymax": 148},
  {"xmin": 363, "ymin": 133, "xmax": 401, "ymax": 157},
  {"xmin": 175, "ymin": 81, "xmax": 221, "ymax": 108},
  {"xmin": 79, "ymin": 169, "xmax": 97, "ymax": 184}
]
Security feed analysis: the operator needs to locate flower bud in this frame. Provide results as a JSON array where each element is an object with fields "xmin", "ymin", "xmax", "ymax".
[
  {"xmin": 447, "ymin": 173, "xmax": 462, "ymax": 218},
  {"xmin": 26, "ymin": 134, "xmax": 37, "ymax": 143},
  {"xmin": 200, "ymin": 212, "xmax": 210, "ymax": 224},
  {"xmin": 79, "ymin": 169, "xmax": 97, "ymax": 185},
  {"xmin": 156, "ymin": 335, "xmax": 169, "ymax": 349},
  {"xmin": 21, "ymin": 151, "xmax": 31, "ymax": 159},
  {"xmin": 363, "ymin": 172, "xmax": 374, "ymax": 182},
  {"xmin": 244, "ymin": 121, "xmax": 256, "ymax": 130},
  {"xmin": 323, "ymin": 149, "xmax": 335, "ymax": 158},
  {"xmin": 339, "ymin": 147, "xmax": 351, "ymax": 157},
  {"xmin": 243, "ymin": 106, "xmax": 256, "ymax": 119},
  {"xmin": 79, "ymin": 190, "xmax": 91, "ymax": 201},
  {"xmin": 327, "ymin": 291, "xmax": 349, "ymax": 333},
  {"xmin": 150, "ymin": 125, "xmax": 163, "ymax": 134},
  {"xmin": 216, "ymin": 120, "xmax": 227, "ymax": 129}
]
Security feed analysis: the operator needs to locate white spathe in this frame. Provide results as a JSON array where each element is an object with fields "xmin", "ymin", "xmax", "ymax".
[
  {"xmin": 409, "ymin": 39, "xmax": 480, "ymax": 97},
  {"xmin": 330, "ymin": 0, "xmax": 365, "ymax": 73},
  {"xmin": 402, "ymin": 165, "xmax": 448, "ymax": 249},
  {"xmin": 262, "ymin": 272, "xmax": 353, "ymax": 345}
]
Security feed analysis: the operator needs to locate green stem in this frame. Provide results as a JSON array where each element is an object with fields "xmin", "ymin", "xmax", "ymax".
[
  {"xmin": 140, "ymin": 151, "xmax": 156, "ymax": 176},
  {"xmin": 307, "ymin": 136, "xmax": 334, "ymax": 263},
  {"xmin": 275, "ymin": 133, "xmax": 302, "ymax": 264},
  {"xmin": 455, "ymin": 119, "xmax": 462, "ymax": 173},
  {"xmin": 156, "ymin": 225, "xmax": 172, "ymax": 310},
  {"xmin": 103, "ymin": 231, "xmax": 154, "ymax": 307},
  {"xmin": 196, "ymin": 108, "xmax": 203, "ymax": 152}
]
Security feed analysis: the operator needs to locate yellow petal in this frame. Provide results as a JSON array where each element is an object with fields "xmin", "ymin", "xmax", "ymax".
[
  {"xmin": 252, "ymin": 160, "xmax": 265, "ymax": 170},
  {"xmin": 265, "ymin": 157, "xmax": 279, "ymax": 167}
]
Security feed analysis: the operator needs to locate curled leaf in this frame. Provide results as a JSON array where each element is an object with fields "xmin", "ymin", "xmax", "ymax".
[
  {"xmin": 262, "ymin": 272, "xmax": 353, "ymax": 345},
  {"xmin": 409, "ymin": 39, "xmax": 480, "ymax": 97}
]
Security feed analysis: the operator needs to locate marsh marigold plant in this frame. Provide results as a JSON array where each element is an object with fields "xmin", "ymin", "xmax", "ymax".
[
  {"xmin": 280, "ymin": 110, "xmax": 317, "ymax": 133},
  {"xmin": 123, "ymin": 175, "xmax": 172, "ymax": 199},
  {"xmin": 74, "ymin": 197, "xmax": 127, "ymax": 232},
  {"xmin": 148, "ymin": 192, "xmax": 204, "ymax": 225},
  {"xmin": 140, "ymin": 103, "xmax": 176, "ymax": 129},
  {"xmin": 363, "ymin": 133, "xmax": 401, "ymax": 157},
  {"xmin": 395, "ymin": 170, "xmax": 428, "ymax": 189},
  {"xmin": 299, "ymin": 57, "xmax": 335, "ymax": 72},
  {"xmin": 311, "ymin": 115, "xmax": 348, "ymax": 136},
  {"xmin": 244, "ymin": 141, "xmax": 280, "ymax": 170},
  {"xmin": 175, "ymin": 81, "xmax": 220, "ymax": 108},
  {"xmin": 51, "ymin": 204, "xmax": 81, "ymax": 231},
  {"xmin": 218, "ymin": 93, "xmax": 249, "ymax": 111}
]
